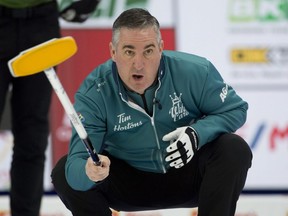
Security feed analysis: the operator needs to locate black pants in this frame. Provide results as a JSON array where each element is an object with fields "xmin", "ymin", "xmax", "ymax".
[
  {"xmin": 0, "ymin": 1, "xmax": 61, "ymax": 216},
  {"xmin": 51, "ymin": 133, "xmax": 252, "ymax": 216}
]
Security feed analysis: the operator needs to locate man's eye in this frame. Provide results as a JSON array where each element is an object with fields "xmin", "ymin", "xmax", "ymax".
[
  {"xmin": 144, "ymin": 49, "xmax": 153, "ymax": 56},
  {"xmin": 125, "ymin": 50, "xmax": 134, "ymax": 56}
]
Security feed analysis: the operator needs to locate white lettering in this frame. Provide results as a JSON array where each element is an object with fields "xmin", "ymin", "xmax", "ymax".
[
  {"xmin": 113, "ymin": 121, "xmax": 143, "ymax": 132},
  {"xmin": 117, "ymin": 113, "xmax": 131, "ymax": 124},
  {"xmin": 220, "ymin": 84, "xmax": 228, "ymax": 102}
]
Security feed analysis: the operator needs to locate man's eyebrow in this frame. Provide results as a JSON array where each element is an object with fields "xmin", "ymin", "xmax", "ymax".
[
  {"xmin": 122, "ymin": 43, "xmax": 156, "ymax": 50},
  {"xmin": 144, "ymin": 44, "xmax": 156, "ymax": 49},
  {"xmin": 122, "ymin": 45, "xmax": 135, "ymax": 49}
]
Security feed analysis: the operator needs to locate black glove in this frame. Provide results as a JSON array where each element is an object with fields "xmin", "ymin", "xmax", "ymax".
[
  {"xmin": 60, "ymin": 0, "xmax": 101, "ymax": 23},
  {"xmin": 162, "ymin": 127, "xmax": 198, "ymax": 168}
]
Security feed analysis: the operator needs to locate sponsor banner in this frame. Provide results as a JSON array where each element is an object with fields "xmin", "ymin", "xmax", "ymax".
[
  {"xmin": 176, "ymin": 0, "xmax": 288, "ymax": 86},
  {"xmin": 59, "ymin": 0, "xmax": 175, "ymax": 28},
  {"xmin": 236, "ymin": 90, "xmax": 288, "ymax": 189}
]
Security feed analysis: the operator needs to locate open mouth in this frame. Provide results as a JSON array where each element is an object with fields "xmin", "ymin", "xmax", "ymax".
[{"xmin": 132, "ymin": 74, "xmax": 144, "ymax": 81}]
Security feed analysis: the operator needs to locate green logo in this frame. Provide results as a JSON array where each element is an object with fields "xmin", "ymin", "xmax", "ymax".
[{"xmin": 228, "ymin": 0, "xmax": 288, "ymax": 22}]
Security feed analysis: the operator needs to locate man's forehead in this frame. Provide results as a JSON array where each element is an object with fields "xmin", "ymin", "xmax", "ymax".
[
  {"xmin": 119, "ymin": 27, "xmax": 157, "ymax": 38},
  {"xmin": 119, "ymin": 31, "xmax": 157, "ymax": 48}
]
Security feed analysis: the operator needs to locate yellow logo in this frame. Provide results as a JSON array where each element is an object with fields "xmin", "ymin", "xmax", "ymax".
[{"xmin": 231, "ymin": 48, "xmax": 268, "ymax": 63}]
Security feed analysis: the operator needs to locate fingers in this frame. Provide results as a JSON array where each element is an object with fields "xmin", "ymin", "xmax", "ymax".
[
  {"xmin": 166, "ymin": 140, "xmax": 178, "ymax": 152},
  {"xmin": 166, "ymin": 138, "xmax": 186, "ymax": 153},
  {"xmin": 168, "ymin": 158, "xmax": 183, "ymax": 168},
  {"xmin": 165, "ymin": 150, "xmax": 181, "ymax": 162},
  {"xmin": 165, "ymin": 140, "xmax": 193, "ymax": 168},
  {"xmin": 99, "ymin": 155, "xmax": 111, "ymax": 167},
  {"xmin": 162, "ymin": 130, "xmax": 178, "ymax": 142},
  {"xmin": 166, "ymin": 140, "xmax": 185, "ymax": 158},
  {"xmin": 85, "ymin": 155, "xmax": 110, "ymax": 182}
]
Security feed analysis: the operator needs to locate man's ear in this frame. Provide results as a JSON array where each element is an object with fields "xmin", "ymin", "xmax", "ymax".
[
  {"xmin": 109, "ymin": 42, "xmax": 116, "ymax": 61},
  {"xmin": 159, "ymin": 39, "xmax": 164, "ymax": 54}
]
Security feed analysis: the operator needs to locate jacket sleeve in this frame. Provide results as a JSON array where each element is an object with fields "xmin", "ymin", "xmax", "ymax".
[
  {"xmin": 191, "ymin": 61, "xmax": 248, "ymax": 148},
  {"xmin": 65, "ymin": 90, "xmax": 106, "ymax": 191}
]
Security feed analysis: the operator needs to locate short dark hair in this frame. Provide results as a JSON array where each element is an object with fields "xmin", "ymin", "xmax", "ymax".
[{"xmin": 112, "ymin": 8, "xmax": 162, "ymax": 46}]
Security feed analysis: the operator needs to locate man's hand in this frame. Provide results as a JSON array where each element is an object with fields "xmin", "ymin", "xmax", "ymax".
[
  {"xmin": 85, "ymin": 154, "xmax": 110, "ymax": 182},
  {"xmin": 60, "ymin": 0, "xmax": 101, "ymax": 23},
  {"xmin": 162, "ymin": 127, "xmax": 198, "ymax": 168}
]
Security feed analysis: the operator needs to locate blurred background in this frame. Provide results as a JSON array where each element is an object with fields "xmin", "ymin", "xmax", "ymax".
[{"xmin": 0, "ymin": 0, "xmax": 287, "ymax": 215}]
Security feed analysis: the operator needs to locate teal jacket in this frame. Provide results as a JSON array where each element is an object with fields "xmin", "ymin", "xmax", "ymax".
[{"xmin": 66, "ymin": 50, "xmax": 248, "ymax": 191}]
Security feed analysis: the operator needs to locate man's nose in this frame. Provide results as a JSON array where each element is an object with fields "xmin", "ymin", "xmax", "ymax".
[{"xmin": 133, "ymin": 54, "xmax": 144, "ymax": 70}]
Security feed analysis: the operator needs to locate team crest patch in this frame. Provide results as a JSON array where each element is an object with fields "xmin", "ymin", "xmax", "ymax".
[{"xmin": 169, "ymin": 92, "xmax": 189, "ymax": 122}]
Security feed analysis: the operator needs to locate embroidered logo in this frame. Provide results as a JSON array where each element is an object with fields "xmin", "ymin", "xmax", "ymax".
[
  {"xmin": 113, "ymin": 113, "xmax": 142, "ymax": 131},
  {"xmin": 169, "ymin": 92, "xmax": 189, "ymax": 122},
  {"xmin": 220, "ymin": 83, "xmax": 228, "ymax": 102},
  {"xmin": 96, "ymin": 81, "xmax": 106, "ymax": 92}
]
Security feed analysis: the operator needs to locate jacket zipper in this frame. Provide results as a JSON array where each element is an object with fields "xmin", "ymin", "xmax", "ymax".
[
  {"xmin": 153, "ymin": 77, "xmax": 166, "ymax": 173},
  {"xmin": 119, "ymin": 79, "xmax": 167, "ymax": 173}
]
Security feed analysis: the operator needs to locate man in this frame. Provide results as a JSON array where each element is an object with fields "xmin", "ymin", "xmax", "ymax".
[
  {"xmin": 0, "ymin": 0, "xmax": 100, "ymax": 215},
  {"xmin": 51, "ymin": 8, "xmax": 252, "ymax": 216}
]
